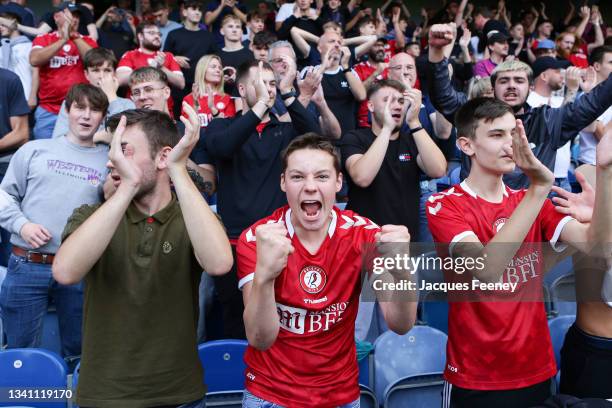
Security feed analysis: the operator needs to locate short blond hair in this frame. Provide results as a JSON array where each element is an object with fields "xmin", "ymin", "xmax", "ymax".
[
  {"xmin": 221, "ymin": 14, "xmax": 241, "ymax": 27},
  {"xmin": 490, "ymin": 60, "xmax": 533, "ymax": 86}
]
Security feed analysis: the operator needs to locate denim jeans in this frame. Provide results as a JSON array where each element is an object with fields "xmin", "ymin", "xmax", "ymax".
[
  {"xmin": 33, "ymin": 106, "xmax": 58, "ymax": 140},
  {"xmin": 242, "ymin": 390, "xmax": 360, "ymax": 408},
  {"xmin": 0, "ymin": 254, "xmax": 83, "ymax": 357}
]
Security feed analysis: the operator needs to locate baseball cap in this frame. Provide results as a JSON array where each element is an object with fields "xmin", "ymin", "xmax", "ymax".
[
  {"xmin": 487, "ymin": 31, "xmax": 509, "ymax": 46},
  {"xmin": 54, "ymin": 1, "xmax": 80, "ymax": 13},
  {"xmin": 532, "ymin": 56, "xmax": 571, "ymax": 78},
  {"xmin": 536, "ymin": 39, "xmax": 556, "ymax": 50},
  {"xmin": 0, "ymin": 4, "xmax": 25, "ymax": 24}
]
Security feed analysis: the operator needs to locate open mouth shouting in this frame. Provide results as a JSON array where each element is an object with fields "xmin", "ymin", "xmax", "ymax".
[{"xmin": 301, "ymin": 200, "xmax": 322, "ymax": 219}]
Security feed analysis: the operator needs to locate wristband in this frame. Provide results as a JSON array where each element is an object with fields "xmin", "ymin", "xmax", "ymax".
[
  {"xmin": 342, "ymin": 66, "xmax": 352, "ymax": 73},
  {"xmin": 409, "ymin": 125, "xmax": 424, "ymax": 133},
  {"xmin": 280, "ymin": 89, "xmax": 297, "ymax": 100}
]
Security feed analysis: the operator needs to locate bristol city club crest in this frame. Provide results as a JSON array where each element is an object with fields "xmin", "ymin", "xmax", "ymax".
[
  {"xmin": 299, "ymin": 265, "xmax": 327, "ymax": 294},
  {"xmin": 493, "ymin": 217, "xmax": 508, "ymax": 232}
]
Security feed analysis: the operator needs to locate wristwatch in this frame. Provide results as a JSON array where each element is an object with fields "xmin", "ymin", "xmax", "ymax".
[{"xmin": 280, "ymin": 89, "xmax": 297, "ymax": 100}]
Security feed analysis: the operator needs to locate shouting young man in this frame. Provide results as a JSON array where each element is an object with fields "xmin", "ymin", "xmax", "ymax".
[{"xmin": 237, "ymin": 133, "xmax": 417, "ymax": 407}]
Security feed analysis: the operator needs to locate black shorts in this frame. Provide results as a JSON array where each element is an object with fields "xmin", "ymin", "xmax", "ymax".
[
  {"xmin": 560, "ymin": 323, "xmax": 612, "ymax": 399},
  {"xmin": 443, "ymin": 377, "xmax": 553, "ymax": 408}
]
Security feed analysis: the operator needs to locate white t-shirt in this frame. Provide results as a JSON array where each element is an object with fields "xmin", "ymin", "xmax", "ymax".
[
  {"xmin": 275, "ymin": 3, "xmax": 295, "ymax": 22},
  {"xmin": 9, "ymin": 41, "xmax": 32, "ymax": 100},
  {"xmin": 527, "ymin": 91, "xmax": 571, "ymax": 178},
  {"xmin": 578, "ymin": 106, "xmax": 612, "ymax": 165}
]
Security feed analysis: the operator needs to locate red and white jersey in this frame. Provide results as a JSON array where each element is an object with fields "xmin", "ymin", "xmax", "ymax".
[
  {"xmin": 117, "ymin": 48, "xmax": 183, "ymax": 114},
  {"xmin": 182, "ymin": 92, "xmax": 236, "ymax": 128},
  {"xmin": 32, "ymin": 32, "xmax": 97, "ymax": 114},
  {"xmin": 353, "ymin": 61, "xmax": 385, "ymax": 128},
  {"xmin": 383, "ymin": 39, "xmax": 399, "ymax": 62},
  {"xmin": 117, "ymin": 48, "xmax": 182, "ymax": 74},
  {"xmin": 426, "ymin": 181, "xmax": 573, "ymax": 390},
  {"xmin": 237, "ymin": 205, "xmax": 380, "ymax": 407}
]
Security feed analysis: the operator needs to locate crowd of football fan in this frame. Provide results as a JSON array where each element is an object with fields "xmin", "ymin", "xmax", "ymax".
[{"xmin": 0, "ymin": 0, "xmax": 610, "ymax": 406}]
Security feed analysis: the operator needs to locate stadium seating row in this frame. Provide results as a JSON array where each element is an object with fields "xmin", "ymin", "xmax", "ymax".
[{"xmin": 0, "ymin": 315, "xmax": 574, "ymax": 408}]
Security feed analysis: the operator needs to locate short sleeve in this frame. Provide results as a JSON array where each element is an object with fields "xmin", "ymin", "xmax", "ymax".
[
  {"xmin": 538, "ymin": 199, "xmax": 574, "ymax": 252},
  {"xmin": 117, "ymin": 52, "xmax": 134, "ymax": 69},
  {"xmin": 221, "ymin": 95, "xmax": 236, "ymax": 118},
  {"xmin": 32, "ymin": 34, "xmax": 50, "ymax": 48},
  {"xmin": 236, "ymin": 226, "xmax": 258, "ymax": 289},
  {"xmin": 164, "ymin": 52, "xmax": 182, "ymax": 73},
  {"xmin": 339, "ymin": 130, "xmax": 368, "ymax": 168},
  {"xmin": 61, "ymin": 204, "xmax": 101, "ymax": 241},
  {"xmin": 426, "ymin": 195, "xmax": 477, "ymax": 254},
  {"xmin": 7, "ymin": 76, "xmax": 29, "ymax": 117},
  {"xmin": 83, "ymin": 36, "xmax": 98, "ymax": 48}
]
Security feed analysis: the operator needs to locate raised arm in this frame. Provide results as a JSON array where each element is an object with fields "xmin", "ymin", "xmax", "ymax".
[
  {"xmin": 344, "ymin": 99, "xmax": 395, "ymax": 188},
  {"xmin": 52, "ymin": 116, "xmax": 141, "ymax": 285},
  {"xmin": 167, "ymin": 103, "xmax": 232, "ymax": 274},
  {"xmin": 452, "ymin": 120, "xmax": 556, "ymax": 283},
  {"xmin": 557, "ymin": 122, "xmax": 612, "ymax": 254},
  {"xmin": 242, "ymin": 223, "xmax": 293, "ymax": 350},
  {"xmin": 405, "ymin": 89, "xmax": 447, "ymax": 178},
  {"xmin": 290, "ymin": 26, "xmax": 316, "ymax": 58},
  {"xmin": 427, "ymin": 23, "xmax": 468, "ymax": 123}
]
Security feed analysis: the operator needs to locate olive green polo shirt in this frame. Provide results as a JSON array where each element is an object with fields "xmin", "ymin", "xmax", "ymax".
[{"xmin": 62, "ymin": 195, "xmax": 205, "ymax": 408}]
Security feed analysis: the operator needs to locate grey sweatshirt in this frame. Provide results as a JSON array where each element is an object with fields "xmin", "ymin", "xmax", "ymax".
[
  {"xmin": 0, "ymin": 136, "xmax": 109, "ymax": 253},
  {"xmin": 52, "ymin": 97, "xmax": 135, "ymax": 138}
]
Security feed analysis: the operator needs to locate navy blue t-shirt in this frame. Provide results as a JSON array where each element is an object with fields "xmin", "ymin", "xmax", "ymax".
[{"xmin": 0, "ymin": 68, "xmax": 29, "ymax": 157}]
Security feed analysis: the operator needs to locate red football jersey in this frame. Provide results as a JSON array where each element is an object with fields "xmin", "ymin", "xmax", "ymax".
[
  {"xmin": 383, "ymin": 39, "xmax": 399, "ymax": 62},
  {"xmin": 426, "ymin": 181, "xmax": 573, "ymax": 390},
  {"xmin": 237, "ymin": 205, "xmax": 380, "ymax": 407},
  {"xmin": 182, "ymin": 92, "xmax": 236, "ymax": 128},
  {"xmin": 32, "ymin": 32, "xmax": 97, "ymax": 114},
  {"xmin": 117, "ymin": 48, "xmax": 183, "ymax": 113},
  {"xmin": 353, "ymin": 61, "xmax": 384, "ymax": 128}
]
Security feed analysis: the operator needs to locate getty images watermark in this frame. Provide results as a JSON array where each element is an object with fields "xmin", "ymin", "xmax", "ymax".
[
  {"xmin": 369, "ymin": 252, "xmax": 521, "ymax": 293},
  {"xmin": 360, "ymin": 242, "xmax": 610, "ymax": 302}
]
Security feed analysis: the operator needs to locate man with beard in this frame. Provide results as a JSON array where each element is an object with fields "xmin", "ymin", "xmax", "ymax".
[
  {"xmin": 52, "ymin": 105, "xmax": 233, "ymax": 408},
  {"xmin": 116, "ymin": 22, "xmax": 184, "ymax": 91},
  {"xmin": 428, "ymin": 23, "xmax": 612, "ymax": 189},
  {"xmin": 353, "ymin": 38, "xmax": 387, "ymax": 128},
  {"xmin": 204, "ymin": 61, "xmax": 320, "ymax": 338}
]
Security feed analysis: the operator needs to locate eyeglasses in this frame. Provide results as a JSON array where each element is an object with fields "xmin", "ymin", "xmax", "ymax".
[
  {"xmin": 131, "ymin": 86, "xmax": 165, "ymax": 98},
  {"xmin": 143, "ymin": 30, "xmax": 161, "ymax": 36},
  {"xmin": 389, "ymin": 65, "xmax": 415, "ymax": 71}
]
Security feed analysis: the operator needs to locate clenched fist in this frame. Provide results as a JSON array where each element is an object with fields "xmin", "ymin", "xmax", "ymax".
[{"xmin": 255, "ymin": 223, "xmax": 294, "ymax": 283}]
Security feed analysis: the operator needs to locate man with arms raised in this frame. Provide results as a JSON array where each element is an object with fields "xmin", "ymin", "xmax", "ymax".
[
  {"xmin": 52, "ymin": 105, "xmax": 233, "ymax": 407},
  {"xmin": 427, "ymin": 23, "xmax": 612, "ymax": 189},
  {"xmin": 426, "ymin": 98, "xmax": 612, "ymax": 407},
  {"xmin": 238, "ymin": 133, "xmax": 417, "ymax": 407}
]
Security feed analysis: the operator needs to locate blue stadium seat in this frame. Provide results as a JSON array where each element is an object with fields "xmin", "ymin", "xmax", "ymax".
[
  {"xmin": 548, "ymin": 315, "xmax": 575, "ymax": 370},
  {"xmin": 544, "ymin": 257, "xmax": 573, "ymax": 288},
  {"xmin": 359, "ymin": 384, "xmax": 377, "ymax": 408},
  {"xmin": 198, "ymin": 340, "xmax": 247, "ymax": 392},
  {"xmin": 549, "ymin": 274, "xmax": 577, "ymax": 316},
  {"xmin": 373, "ymin": 326, "xmax": 447, "ymax": 404},
  {"xmin": 358, "ymin": 352, "xmax": 373, "ymax": 388},
  {"xmin": 0, "ymin": 348, "xmax": 68, "ymax": 408},
  {"xmin": 384, "ymin": 372, "xmax": 444, "ymax": 408},
  {"xmin": 420, "ymin": 293, "xmax": 449, "ymax": 334}
]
